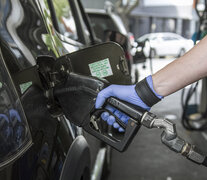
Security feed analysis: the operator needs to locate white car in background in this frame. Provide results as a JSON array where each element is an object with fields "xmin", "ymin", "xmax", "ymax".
[{"xmin": 137, "ymin": 32, "xmax": 194, "ymax": 58}]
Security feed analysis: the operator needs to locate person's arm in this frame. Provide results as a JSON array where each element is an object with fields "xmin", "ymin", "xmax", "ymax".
[
  {"xmin": 95, "ymin": 36, "xmax": 207, "ymax": 130},
  {"xmin": 152, "ymin": 35, "xmax": 207, "ymax": 96}
]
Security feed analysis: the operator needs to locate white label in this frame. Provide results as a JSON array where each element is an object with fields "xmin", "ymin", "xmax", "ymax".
[{"xmin": 89, "ymin": 58, "xmax": 113, "ymax": 78}]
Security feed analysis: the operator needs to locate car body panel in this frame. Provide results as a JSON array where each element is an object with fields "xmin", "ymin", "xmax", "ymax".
[{"xmin": 0, "ymin": 0, "xmax": 107, "ymax": 179}]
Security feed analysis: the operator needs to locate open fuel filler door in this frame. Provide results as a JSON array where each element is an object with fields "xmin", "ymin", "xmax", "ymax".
[
  {"xmin": 59, "ymin": 42, "xmax": 131, "ymax": 85},
  {"xmin": 52, "ymin": 42, "xmax": 139, "ymax": 152}
]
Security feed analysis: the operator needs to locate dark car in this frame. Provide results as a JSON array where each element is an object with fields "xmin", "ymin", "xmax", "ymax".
[
  {"xmin": 85, "ymin": 8, "xmax": 138, "ymax": 82},
  {"xmin": 0, "ymin": 0, "xmax": 111, "ymax": 179}
]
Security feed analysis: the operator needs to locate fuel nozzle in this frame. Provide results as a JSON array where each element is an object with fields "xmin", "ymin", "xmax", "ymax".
[{"xmin": 52, "ymin": 72, "xmax": 207, "ymax": 166}]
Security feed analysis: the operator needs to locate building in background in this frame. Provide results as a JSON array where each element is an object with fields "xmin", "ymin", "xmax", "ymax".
[
  {"xmin": 82, "ymin": 0, "xmax": 199, "ymax": 39},
  {"xmin": 81, "ymin": 0, "xmax": 138, "ymax": 29},
  {"xmin": 130, "ymin": 0, "xmax": 199, "ymax": 39}
]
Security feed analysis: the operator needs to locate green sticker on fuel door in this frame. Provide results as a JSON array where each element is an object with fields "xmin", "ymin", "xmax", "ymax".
[
  {"xmin": 20, "ymin": 81, "xmax": 32, "ymax": 94},
  {"xmin": 89, "ymin": 58, "xmax": 113, "ymax": 78}
]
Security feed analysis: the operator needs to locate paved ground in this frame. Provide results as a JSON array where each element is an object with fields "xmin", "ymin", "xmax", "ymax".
[{"xmin": 107, "ymin": 58, "xmax": 207, "ymax": 180}]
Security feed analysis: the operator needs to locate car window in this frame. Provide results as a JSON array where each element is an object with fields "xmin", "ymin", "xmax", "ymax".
[
  {"xmin": 151, "ymin": 37, "xmax": 157, "ymax": 40},
  {"xmin": 171, "ymin": 37, "xmax": 179, "ymax": 40},
  {"xmin": 37, "ymin": 0, "xmax": 68, "ymax": 56},
  {"xmin": 88, "ymin": 13, "xmax": 118, "ymax": 41},
  {"xmin": 80, "ymin": 16, "xmax": 90, "ymax": 39},
  {"xmin": 52, "ymin": 0, "xmax": 78, "ymax": 41},
  {"xmin": 162, "ymin": 37, "xmax": 173, "ymax": 41},
  {"xmin": 111, "ymin": 13, "xmax": 127, "ymax": 35}
]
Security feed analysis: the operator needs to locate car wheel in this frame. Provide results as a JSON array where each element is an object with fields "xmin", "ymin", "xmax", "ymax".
[
  {"xmin": 150, "ymin": 48, "xmax": 156, "ymax": 58},
  {"xmin": 178, "ymin": 48, "xmax": 185, "ymax": 57}
]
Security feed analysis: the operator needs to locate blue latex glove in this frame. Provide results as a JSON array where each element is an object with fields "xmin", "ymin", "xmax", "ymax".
[
  {"xmin": 95, "ymin": 75, "xmax": 163, "ymax": 131},
  {"xmin": 95, "ymin": 84, "xmax": 150, "ymax": 110},
  {"xmin": 101, "ymin": 105, "xmax": 129, "ymax": 132}
]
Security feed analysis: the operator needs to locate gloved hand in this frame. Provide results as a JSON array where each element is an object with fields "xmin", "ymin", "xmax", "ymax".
[
  {"xmin": 96, "ymin": 84, "xmax": 151, "ymax": 110},
  {"xmin": 96, "ymin": 84, "xmax": 148, "ymax": 132},
  {"xmin": 95, "ymin": 75, "xmax": 163, "ymax": 131},
  {"xmin": 101, "ymin": 105, "xmax": 129, "ymax": 132}
]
